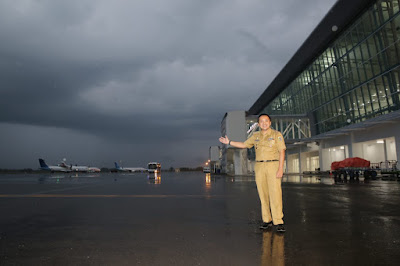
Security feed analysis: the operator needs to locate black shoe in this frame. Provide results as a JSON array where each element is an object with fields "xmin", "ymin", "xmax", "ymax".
[
  {"xmin": 259, "ymin": 221, "xmax": 273, "ymax": 230},
  {"xmin": 276, "ymin": 224, "xmax": 285, "ymax": 232}
]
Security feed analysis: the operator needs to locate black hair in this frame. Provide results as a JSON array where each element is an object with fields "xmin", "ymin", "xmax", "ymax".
[{"xmin": 258, "ymin": 113, "xmax": 271, "ymax": 122}]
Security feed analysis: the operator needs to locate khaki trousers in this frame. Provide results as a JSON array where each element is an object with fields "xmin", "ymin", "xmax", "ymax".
[{"xmin": 255, "ymin": 161, "xmax": 284, "ymax": 225}]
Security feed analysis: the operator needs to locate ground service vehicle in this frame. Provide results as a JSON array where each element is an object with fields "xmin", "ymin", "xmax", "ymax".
[
  {"xmin": 148, "ymin": 162, "xmax": 161, "ymax": 173},
  {"xmin": 331, "ymin": 157, "xmax": 399, "ymax": 180}
]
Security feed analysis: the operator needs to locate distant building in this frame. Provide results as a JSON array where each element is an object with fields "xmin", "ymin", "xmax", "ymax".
[
  {"xmin": 220, "ymin": 111, "xmax": 249, "ymax": 175},
  {"xmin": 209, "ymin": 145, "xmax": 221, "ymax": 174},
  {"xmin": 220, "ymin": 0, "xmax": 400, "ymax": 174}
]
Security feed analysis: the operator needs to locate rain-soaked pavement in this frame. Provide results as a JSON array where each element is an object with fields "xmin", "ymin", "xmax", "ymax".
[{"xmin": 0, "ymin": 172, "xmax": 400, "ymax": 265}]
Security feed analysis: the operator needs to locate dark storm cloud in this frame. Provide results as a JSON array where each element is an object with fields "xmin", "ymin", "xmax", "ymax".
[{"xmin": 0, "ymin": 0, "xmax": 337, "ymax": 169}]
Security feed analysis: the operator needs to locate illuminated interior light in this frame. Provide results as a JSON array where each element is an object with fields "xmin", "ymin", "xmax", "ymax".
[
  {"xmin": 376, "ymin": 140, "xmax": 384, "ymax": 144},
  {"xmin": 340, "ymin": 146, "xmax": 345, "ymax": 149}
]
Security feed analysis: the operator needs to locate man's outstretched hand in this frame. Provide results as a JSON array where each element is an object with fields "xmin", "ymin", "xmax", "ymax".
[{"xmin": 219, "ymin": 135, "xmax": 229, "ymax": 145}]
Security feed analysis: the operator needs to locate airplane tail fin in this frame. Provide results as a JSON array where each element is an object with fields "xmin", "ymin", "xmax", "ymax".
[
  {"xmin": 114, "ymin": 162, "xmax": 121, "ymax": 169},
  {"xmin": 39, "ymin": 158, "xmax": 48, "ymax": 168}
]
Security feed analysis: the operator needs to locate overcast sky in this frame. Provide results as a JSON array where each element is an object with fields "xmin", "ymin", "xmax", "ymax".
[{"xmin": 0, "ymin": 0, "xmax": 337, "ymax": 169}]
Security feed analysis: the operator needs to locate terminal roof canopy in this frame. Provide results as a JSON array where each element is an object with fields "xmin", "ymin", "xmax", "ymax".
[{"xmin": 248, "ymin": 0, "xmax": 377, "ymax": 115}]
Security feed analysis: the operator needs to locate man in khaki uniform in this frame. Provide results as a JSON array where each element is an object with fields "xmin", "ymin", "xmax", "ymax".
[{"xmin": 219, "ymin": 114, "xmax": 286, "ymax": 232}]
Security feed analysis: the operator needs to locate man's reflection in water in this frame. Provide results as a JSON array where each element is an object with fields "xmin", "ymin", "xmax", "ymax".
[{"xmin": 261, "ymin": 231, "xmax": 285, "ymax": 266}]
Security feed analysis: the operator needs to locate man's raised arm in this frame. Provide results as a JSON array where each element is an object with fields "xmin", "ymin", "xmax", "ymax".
[{"xmin": 218, "ymin": 135, "xmax": 247, "ymax": 149}]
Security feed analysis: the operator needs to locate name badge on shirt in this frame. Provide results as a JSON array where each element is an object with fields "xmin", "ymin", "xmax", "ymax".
[{"xmin": 268, "ymin": 137, "xmax": 275, "ymax": 147}]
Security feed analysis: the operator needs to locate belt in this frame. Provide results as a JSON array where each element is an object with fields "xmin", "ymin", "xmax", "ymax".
[{"xmin": 256, "ymin": 160, "xmax": 278, "ymax": 162}]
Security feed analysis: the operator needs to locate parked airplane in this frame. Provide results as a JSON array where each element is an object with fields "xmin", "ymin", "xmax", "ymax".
[
  {"xmin": 60, "ymin": 159, "xmax": 101, "ymax": 173},
  {"xmin": 88, "ymin": 167, "xmax": 101, "ymax": 173},
  {"xmin": 114, "ymin": 162, "xmax": 147, "ymax": 172},
  {"xmin": 69, "ymin": 164, "xmax": 89, "ymax": 172},
  {"xmin": 39, "ymin": 158, "xmax": 71, "ymax": 172},
  {"xmin": 57, "ymin": 160, "xmax": 89, "ymax": 172}
]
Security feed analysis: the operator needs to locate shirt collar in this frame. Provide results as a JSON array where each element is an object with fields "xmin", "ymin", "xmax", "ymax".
[{"xmin": 260, "ymin": 128, "xmax": 272, "ymax": 136}]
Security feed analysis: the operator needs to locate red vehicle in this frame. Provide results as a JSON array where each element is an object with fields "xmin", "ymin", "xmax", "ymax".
[{"xmin": 331, "ymin": 157, "xmax": 377, "ymax": 179}]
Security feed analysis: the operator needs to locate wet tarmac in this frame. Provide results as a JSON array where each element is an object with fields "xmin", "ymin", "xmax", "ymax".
[{"xmin": 0, "ymin": 172, "xmax": 399, "ymax": 265}]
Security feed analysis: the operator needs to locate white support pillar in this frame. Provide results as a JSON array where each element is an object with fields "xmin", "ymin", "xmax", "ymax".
[
  {"xmin": 319, "ymin": 141, "xmax": 324, "ymax": 171},
  {"xmin": 383, "ymin": 139, "xmax": 388, "ymax": 168},
  {"xmin": 396, "ymin": 137, "xmax": 400, "ymax": 166}
]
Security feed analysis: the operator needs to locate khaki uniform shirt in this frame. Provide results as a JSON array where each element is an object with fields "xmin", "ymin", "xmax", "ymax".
[{"xmin": 244, "ymin": 129, "xmax": 286, "ymax": 161}]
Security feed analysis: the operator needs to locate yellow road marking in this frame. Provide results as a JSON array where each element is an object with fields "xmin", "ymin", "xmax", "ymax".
[{"xmin": 0, "ymin": 194, "xmax": 226, "ymax": 198}]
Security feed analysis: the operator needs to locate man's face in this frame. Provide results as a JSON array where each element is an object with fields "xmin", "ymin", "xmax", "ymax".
[{"xmin": 258, "ymin": 115, "xmax": 271, "ymax": 131}]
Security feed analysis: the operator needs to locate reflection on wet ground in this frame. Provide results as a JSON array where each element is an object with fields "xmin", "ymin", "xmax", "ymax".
[
  {"xmin": 0, "ymin": 172, "xmax": 399, "ymax": 265},
  {"xmin": 261, "ymin": 230, "xmax": 285, "ymax": 266},
  {"xmin": 284, "ymin": 175, "xmax": 331, "ymax": 184},
  {"xmin": 0, "ymin": 172, "xmax": 393, "ymax": 186}
]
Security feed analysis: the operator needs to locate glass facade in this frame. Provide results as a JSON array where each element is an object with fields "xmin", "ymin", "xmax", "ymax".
[{"xmin": 262, "ymin": 0, "xmax": 400, "ymax": 135}]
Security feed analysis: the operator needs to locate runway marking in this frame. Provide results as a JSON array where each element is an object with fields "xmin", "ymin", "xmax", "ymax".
[
  {"xmin": 0, "ymin": 194, "xmax": 228, "ymax": 198},
  {"xmin": 26, "ymin": 184, "xmax": 104, "ymax": 195}
]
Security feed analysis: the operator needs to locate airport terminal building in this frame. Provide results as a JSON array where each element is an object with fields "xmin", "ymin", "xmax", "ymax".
[{"xmin": 219, "ymin": 0, "xmax": 400, "ymax": 175}]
